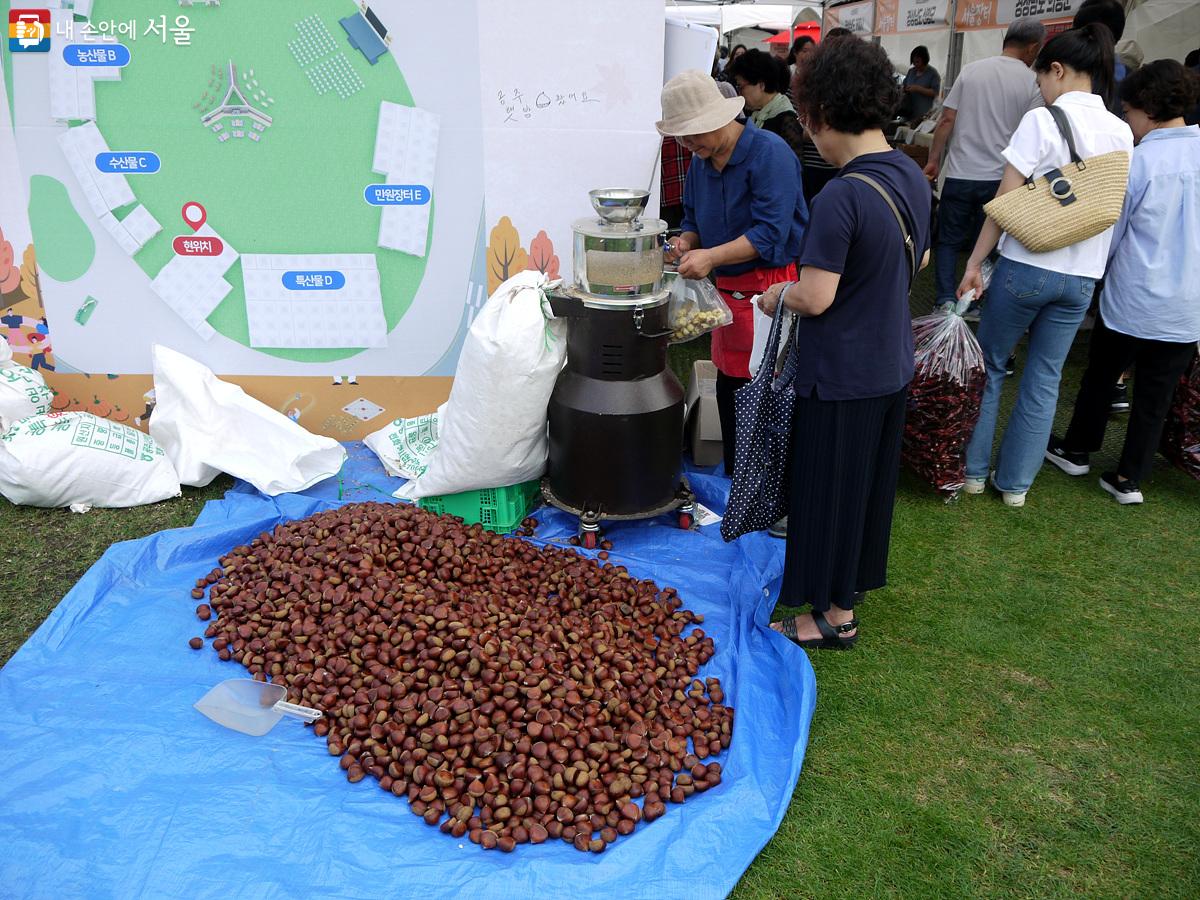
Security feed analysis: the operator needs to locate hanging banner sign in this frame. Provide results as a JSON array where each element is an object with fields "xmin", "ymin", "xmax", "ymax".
[
  {"xmin": 900, "ymin": 0, "xmax": 948, "ymax": 31},
  {"xmin": 876, "ymin": 0, "xmax": 949, "ymax": 34},
  {"xmin": 955, "ymin": 0, "xmax": 1082, "ymax": 30},
  {"xmin": 829, "ymin": 0, "xmax": 876, "ymax": 35},
  {"xmin": 1000, "ymin": 0, "xmax": 1081, "ymax": 21}
]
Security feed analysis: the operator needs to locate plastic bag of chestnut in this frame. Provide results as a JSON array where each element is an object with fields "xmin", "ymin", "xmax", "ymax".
[
  {"xmin": 1160, "ymin": 348, "xmax": 1200, "ymax": 481},
  {"xmin": 902, "ymin": 299, "xmax": 986, "ymax": 496}
]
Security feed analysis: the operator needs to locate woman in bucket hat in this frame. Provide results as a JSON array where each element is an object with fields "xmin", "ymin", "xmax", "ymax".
[{"xmin": 659, "ymin": 70, "xmax": 809, "ymax": 476}]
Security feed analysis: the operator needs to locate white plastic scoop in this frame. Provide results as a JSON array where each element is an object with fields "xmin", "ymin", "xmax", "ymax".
[{"xmin": 194, "ymin": 678, "xmax": 322, "ymax": 736}]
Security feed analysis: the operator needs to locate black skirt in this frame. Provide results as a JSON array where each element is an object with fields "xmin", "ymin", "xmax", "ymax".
[{"xmin": 781, "ymin": 387, "xmax": 907, "ymax": 612}]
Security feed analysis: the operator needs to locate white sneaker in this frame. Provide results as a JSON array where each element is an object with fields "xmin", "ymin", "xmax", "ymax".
[
  {"xmin": 990, "ymin": 473, "xmax": 1026, "ymax": 507},
  {"xmin": 962, "ymin": 477, "xmax": 986, "ymax": 495}
]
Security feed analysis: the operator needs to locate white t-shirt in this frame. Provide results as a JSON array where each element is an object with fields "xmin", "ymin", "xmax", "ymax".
[
  {"xmin": 998, "ymin": 91, "xmax": 1134, "ymax": 279},
  {"xmin": 943, "ymin": 54, "xmax": 1042, "ymax": 182}
]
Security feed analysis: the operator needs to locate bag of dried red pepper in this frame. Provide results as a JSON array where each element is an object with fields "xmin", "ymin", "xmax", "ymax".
[
  {"xmin": 1159, "ymin": 348, "xmax": 1200, "ymax": 482},
  {"xmin": 902, "ymin": 298, "xmax": 986, "ymax": 495}
]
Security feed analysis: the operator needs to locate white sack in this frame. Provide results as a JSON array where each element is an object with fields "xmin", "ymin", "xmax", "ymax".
[
  {"xmin": 149, "ymin": 345, "xmax": 346, "ymax": 495},
  {"xmin": 396, "ymin": 270, "xmax": 565, "ymax": 499},
  {"xmin": 363, "ymin": 408, "xmax": 442, "ymax": 479},
  {"xmin": 0, "ymin": 412, "xmax": 180, "ymax": 508},
  {"xmin": 0, "ymin": 335, "xmax": 54, "ymax": 431}
]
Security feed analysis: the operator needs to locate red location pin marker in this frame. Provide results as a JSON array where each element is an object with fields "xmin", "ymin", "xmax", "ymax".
[{"xmin": 181, "ymin": 201, "xmax": 207, "ymax": 232}]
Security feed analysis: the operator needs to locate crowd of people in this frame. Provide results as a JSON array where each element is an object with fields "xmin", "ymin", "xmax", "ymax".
[{"xmin": 659, "ymin": 0, "xmax": 1199, "ymax": 650}]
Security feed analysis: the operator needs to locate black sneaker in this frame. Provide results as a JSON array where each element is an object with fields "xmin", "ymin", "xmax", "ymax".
[
  {"xmin": 1044, "ymin": 436, "xmax": 1090, "ymax": 476},
  {"xmin": 1100, "ymin": 471, "xmax": 1143, "ymax": 505},
  {"xmin": 1005, "ymin": 354, "xmax": 1017, "ymax": 377},
  {"xmin": 1110, "ymin": 382, "xmax": 1130, "ymax": 412}
]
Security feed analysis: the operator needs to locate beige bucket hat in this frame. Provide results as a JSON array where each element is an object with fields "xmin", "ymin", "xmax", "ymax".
[{"xmin": 656, "ymin": 70, "xmax": 745, "ymax": 137}]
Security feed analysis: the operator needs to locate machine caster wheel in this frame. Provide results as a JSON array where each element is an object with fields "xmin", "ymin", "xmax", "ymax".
[
  {"xmin": 678, "ymin": 512, "xmax": 694, "ymax": 530},
  {"xmin": 581, "ymin": 530, "xmax": 600, "ymax": 550}
]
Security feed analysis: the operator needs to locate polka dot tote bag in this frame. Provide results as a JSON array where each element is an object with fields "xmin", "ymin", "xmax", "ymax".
[{"xmin": 720, "ymin": 298, "xmax": 798, "ymax": 542}]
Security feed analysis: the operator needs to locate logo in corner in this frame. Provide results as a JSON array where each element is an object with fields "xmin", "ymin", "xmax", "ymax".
[{"xmin": 8, "ymin": 9, "xmax": 51, "ymax": 53}]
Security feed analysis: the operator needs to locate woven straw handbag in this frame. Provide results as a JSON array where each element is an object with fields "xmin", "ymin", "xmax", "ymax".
[{"xmin": 984, "ymin": 105, "xmax": 1129, "ymax": 253}]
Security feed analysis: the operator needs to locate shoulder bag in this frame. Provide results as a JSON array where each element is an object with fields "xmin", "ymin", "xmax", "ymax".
[
  {"xmin": 982, "ymin": 105, "xmax": 1129, "ymax": 253},
  {"xmin": 720, "ymin": 295, "xmax": 799, "ymax": 542},
  {"xmin": 720, "ymin": 171, "xmax": 917, "ymax": 541},
  {"xmin": 842, "ymin": 172, "xmax": 918, "ymax": 285}
]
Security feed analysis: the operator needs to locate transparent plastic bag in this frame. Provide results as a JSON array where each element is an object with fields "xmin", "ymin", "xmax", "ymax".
[
  {"xmin": 668, "ymin": 275, "xmax": 732, "ymax": 344},
  {"xmin": 1161, "ymin": 349, "xmax": 1200, "ymax": 482},
  {"xmin": 902, "ymin": 297, "xmax": 986, "ymax": 495},
  {"xmin": 748, "ymin": 295, "xmax": 794, "ymax": 377}
]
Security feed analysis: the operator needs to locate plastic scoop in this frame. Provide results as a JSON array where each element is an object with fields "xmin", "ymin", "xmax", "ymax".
[{"xmin": 194, "ymin": 678, "xmax": 322, "ymax": 736}]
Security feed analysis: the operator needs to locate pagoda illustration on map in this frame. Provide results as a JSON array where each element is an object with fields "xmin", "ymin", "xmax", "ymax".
[{"xmin": 201, "ymin": 61, "xmax": 272, "ymax": 143}]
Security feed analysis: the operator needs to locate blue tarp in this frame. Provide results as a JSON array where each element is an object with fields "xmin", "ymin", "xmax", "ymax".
[{"xmin": 0, "ymin": 444, "xmax": 815, "ymax": 900}]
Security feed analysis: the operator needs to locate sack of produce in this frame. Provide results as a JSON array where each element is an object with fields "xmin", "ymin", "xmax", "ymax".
[
  {"xmin": 0, "ymin": 337, "xmax": 54, "ymax": 431},
  {"xmin": 1160, "ymin": 348, "xmax": 1200, "ymax": 482},
  {"xmin": 396, "ymin": 270, "xmax": 566, "ymax": 499},
  {"xmin": 0, "ymin": 411, "xmax": 181, "ymax": 508},
  {"xmin": 149, "ymin": 345, "xmax": 346, "ymax": 496},
  {"xmin": 363, "ymin": 409, "xmax": 441, "ymax": 479},
  {"xmin": 668, "ymin": 275, "xmax": 732, "ymax": 343},
  {"xmin": 902, "ymin": 300, "xmax": 986, "ymax": 495}
]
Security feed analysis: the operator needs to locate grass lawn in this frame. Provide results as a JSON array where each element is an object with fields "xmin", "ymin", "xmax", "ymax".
[{"xmin": 2, "ymin": 268, "xmax": 1197, "ymax": 897}]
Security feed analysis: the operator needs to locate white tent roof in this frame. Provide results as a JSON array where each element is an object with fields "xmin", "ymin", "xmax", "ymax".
[
  {"xmin": 665, "ymin": 4, "xmax": 821, "ymax": 34},
  {"xmin": 1124, "ymin": 0, "xmax": 1200, "ymax": 66}
]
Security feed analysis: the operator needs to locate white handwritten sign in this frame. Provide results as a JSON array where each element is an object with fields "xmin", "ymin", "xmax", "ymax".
[{"xmin": 494, "ymin": 87, "xmax": 601, "ymax": 125}]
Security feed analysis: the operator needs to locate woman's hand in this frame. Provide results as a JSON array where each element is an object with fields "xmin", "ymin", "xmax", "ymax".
[
  {"xmin": 665, "ymin": 234, "xmax": 693, "ymax": 265},
  {"xmin": 957, "ymin": 262, "xmax": 984, "ymax": 301},
  {"xmin": 757, "ymin": 282, "xmax": 788, "ymax": 317},
  {"xmin": 677, "ymin": 248, "xmax": 716, "ymax": 280}
]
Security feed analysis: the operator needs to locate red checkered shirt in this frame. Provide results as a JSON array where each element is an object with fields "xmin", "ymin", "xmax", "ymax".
[{"xmin": 660, "ymin": 136, "xmax": 691, "ymax": 208}]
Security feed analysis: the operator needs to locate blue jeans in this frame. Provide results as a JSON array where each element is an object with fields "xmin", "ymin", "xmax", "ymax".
[
  {"xmin": 934, "ymin": 178, "xmax": 1000, "ymax": 307},
  {"xmin": 965, "ymin": 257, "xmax": 1094, "ymax": 493}
]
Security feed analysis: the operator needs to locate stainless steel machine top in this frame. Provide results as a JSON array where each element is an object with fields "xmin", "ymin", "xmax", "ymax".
[{"xmin": 571, "ymin": 188, "xmax": 668, "ymax": 299}]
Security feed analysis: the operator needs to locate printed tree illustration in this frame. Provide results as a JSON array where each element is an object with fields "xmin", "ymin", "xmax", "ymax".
[
  {"xmin": 19, "ymin": 245, "xmax": 42, "ymax": 309},
  {"xmin": 526, "ymin": 230, "xmax": 560, "ymax": 280},
  {"xmin": 485, "ymin": 217, "xmax": 528, "ymax": 294},
  {"xmin": 0, "ymin": 224, "xmax": 23, "ymax": 298}
]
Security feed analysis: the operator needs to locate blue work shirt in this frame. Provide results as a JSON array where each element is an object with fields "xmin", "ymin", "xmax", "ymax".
[
  {"xmin": 1101, "ymin": 124, "xmax": 1200, "ymax": 343},
  {"xmin": 679, "ymin": 122, "xmax": 808, "ymax": 277}
]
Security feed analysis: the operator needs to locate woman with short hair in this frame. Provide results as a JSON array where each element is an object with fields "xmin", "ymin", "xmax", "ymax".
[
  {"xmin": 899, "ymin": 45, "xmax": 941, "ymax": 124},
  {"xmin": 758, "ymin": 38, "xmax": 931, "ymax": 649},
  {"xmin": 1046, "ymin": 59, "xmax": 1200, "ymax": 503},
  {"xmin": 727, "ymin": 49, "xmax": 805, "ymax": 162}
]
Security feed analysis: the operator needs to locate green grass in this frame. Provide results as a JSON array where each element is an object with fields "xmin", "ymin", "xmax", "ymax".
[{"xmin": 2, "ymin": 268, "xmax": 1198, "ymax": 897}]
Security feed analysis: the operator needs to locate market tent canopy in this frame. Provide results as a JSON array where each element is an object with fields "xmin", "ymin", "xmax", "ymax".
[
  {"xmin": 665, "ymin": 4, "xmax": 822, "ymax": 34},
  {"xmin": 764, "ymin": 22, "xmax": 822, "ymax": 43},
  {"xmin": 1124, "ymin": 0, "xmax": 1200, "ymax": 66}
]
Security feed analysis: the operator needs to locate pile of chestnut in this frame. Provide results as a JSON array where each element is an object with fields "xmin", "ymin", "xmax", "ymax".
[{"xmin": 190, "ymin": 501, "xmax": 733, "ymax": 853}]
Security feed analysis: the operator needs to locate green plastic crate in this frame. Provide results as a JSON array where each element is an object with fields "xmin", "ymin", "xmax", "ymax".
[{"xmin": 418, "ymin": 479, "xmax": 541, "ymax": 533}]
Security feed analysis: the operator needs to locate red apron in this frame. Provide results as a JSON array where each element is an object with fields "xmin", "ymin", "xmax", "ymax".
[{"xmin": 712, "ymin": 264, "xmax": 798, "ymax": 379}]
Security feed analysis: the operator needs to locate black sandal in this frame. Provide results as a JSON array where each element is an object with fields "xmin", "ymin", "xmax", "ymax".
[{"xmin": 778, "ymin": 610, "xmax": 859, "ymax": 650}]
